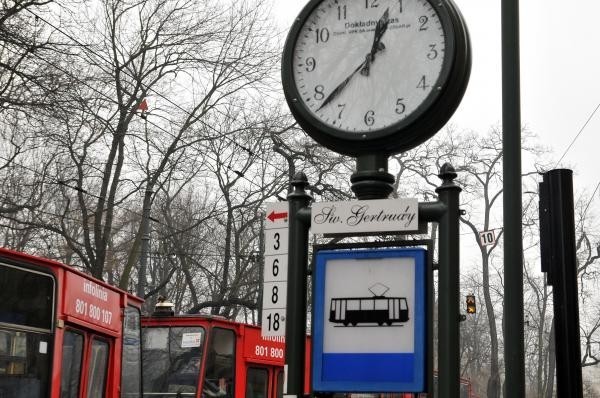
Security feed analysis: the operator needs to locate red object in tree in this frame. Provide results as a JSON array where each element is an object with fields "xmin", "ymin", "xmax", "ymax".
[
  {"xmin": 138, "ymin": 99, "xmax": 148, "ymax": 112},
  {"xmin": 137, "ymin": 99, "xmax": 148, "ymax": 119}
]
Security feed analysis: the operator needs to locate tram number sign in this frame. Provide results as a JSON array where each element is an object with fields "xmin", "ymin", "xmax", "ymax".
[
  {"xmin": 265, "ymin": 229, "xmax": 289, "ymax": 255},
  {"xmin": 262, "ymin": 202, "xmax": 289, "ymax": 337},
  {"xmin": 264, "ymin": 254, "xmax": 287, "ymax": 283},
  {"xmin": 262, "ymin": 309, "xmax": 286, "ymax": 336},
  {"xmin": 479, "ymin": 230, "xmax": 497, "ymax": 246},
  {"xmin": 262, "ymin": 281, "xmax": 287, "ymax": 309}
]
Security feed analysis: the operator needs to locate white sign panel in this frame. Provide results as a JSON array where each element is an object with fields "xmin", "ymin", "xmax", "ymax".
[
  {"xmin": 311, "ymin": 198, "xmax": 418, "ymax": 235},
  {"xmin": 262, "ymin": 202, "xmax": 289, "ymax": 337},
  {"xmin": 264, "ymin": 228, "xmax": 289, "ymax": 256},
  {"xmin": 323, "ymin": 257, "xmax": 416, "ymax": 352},
  {"xmin": 265, "ymin": 202, "xmax": 289, "ymax": 230},
  {"xmin": 262, "ymin": 308, "xmax": 286, "ymax": 337},
  {"xmin": 262, "ymin": 281, "xmax": 287, "ymax": 310},
  {"xmin": 264, "ymin": 254, "xmax": 288, "ymax": 283},
  {"xmin": 181, "ymin": 333, "xmax": 203, "ymax": 348},
  {"xmin": 479, "ymin": 230, "xmax": 497, "ymax": 246}
]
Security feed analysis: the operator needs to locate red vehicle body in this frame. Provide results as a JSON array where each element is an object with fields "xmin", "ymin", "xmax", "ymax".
[
  {"xmin": 141, "ymin": 306, "xmax": 310, "ymax": 398},
  {"xmin": 0, "ymin": 247, "xmax": 143, "ymax": 398},
  {"xmin": 141, "ymin": 305, "xmax": 420, "ymax": 398}
]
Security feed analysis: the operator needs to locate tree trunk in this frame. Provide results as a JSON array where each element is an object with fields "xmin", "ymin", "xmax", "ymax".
[{"xmin": 482, "ymin": 252, "xmax": 501, "ymax": 398}]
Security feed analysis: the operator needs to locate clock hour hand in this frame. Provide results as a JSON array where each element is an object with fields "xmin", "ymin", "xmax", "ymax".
[{"xmin": 362, "ymin": 8, "xmax": 390, "ymax": 76}]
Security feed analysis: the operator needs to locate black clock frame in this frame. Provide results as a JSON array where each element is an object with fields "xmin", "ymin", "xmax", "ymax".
[{"xmin": 281, "ymin": 0, "xmax": 471, "ymax": 157}]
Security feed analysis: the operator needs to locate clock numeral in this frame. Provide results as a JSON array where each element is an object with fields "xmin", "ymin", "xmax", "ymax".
[
  {"xmin": 395, "ymin": 98, "xmax": 406, "ymax": 115},
  {"xmin": 365, "ymin": 0, "xmax": 379, "ymax": 8},
  {"xmin": 338, "ymin": 5, "xmax": 347, "ymax": 20},
  {"xmin": 316, "ymin": 28, "xmax": 330, "ymax": 43},
  {"xmin": 337, "ymin": 103, "xmax": 346, "ymax": 119},
  {"xmin": 399, "ymin": 0, "xmax": 403, "ymax": 13},
  {"xmin": 364, "ymin": 110, "xmax": 375, "ymax": 126},
  {"xmin": 305, "ymin": 57, "xmax": 316, "ymax": 72},
  {"xmin": 314, "ymin": 85, "xmax": 325, "ymax": 100},
  {"xmin": 427, "ymin": 44, "xmax": 438, "ymax": 60},
  {"xmin": 419, "ymin": 16, "xmax": 429, "ymax": 31},
  {"xmin": 417, "ymin": 76, "xmax": 430, "ymax": 91}
]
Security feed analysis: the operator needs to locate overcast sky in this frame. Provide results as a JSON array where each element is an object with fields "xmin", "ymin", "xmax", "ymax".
[{"xmin": 272, "ymin": 0, "xmax": 600, "ymax": 205}]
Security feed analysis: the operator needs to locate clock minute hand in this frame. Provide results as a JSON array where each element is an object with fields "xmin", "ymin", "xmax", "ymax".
[{"xmin": 316, "ymin": 60, "xmax": 367, "ymax": 112}]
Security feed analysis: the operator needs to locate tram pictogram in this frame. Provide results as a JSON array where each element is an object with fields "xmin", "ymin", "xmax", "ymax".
[{"xmin": 329, "ymin": 284, "xmax": 409, "ymax": 327}]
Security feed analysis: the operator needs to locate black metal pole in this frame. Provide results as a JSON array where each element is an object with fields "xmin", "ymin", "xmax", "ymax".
[
  {"xmin": 544, "ymin": 169, "xmax": 583, "ymax": 398},
  {"xmin": 435, "ymin": 163, "xmax": 461, "ymax": 398},
  {"xmin": 502, "ymin": 0, "xmax": 525, "ymax": 394},
  {"xmin": 285, "ymin": 172, "xmax": 312, "ymax": 397},
  {"xmin": 350, "ymin": 154, "xmax": 395, "ymax": 200}
]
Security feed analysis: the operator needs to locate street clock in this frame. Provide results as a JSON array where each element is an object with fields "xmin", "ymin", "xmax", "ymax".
[{"xmin": 282, "ymin": 0, "xmax": 471, "ymax": 156}]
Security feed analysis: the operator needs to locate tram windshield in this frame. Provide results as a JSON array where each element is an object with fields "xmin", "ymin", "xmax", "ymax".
[
  {"xmin": 142, "ymin": 326, "xmax": 205, "ymax": 397},
  {"xmin": 0, "ymin": 262, "xmax": 54, "ymax": 398}
]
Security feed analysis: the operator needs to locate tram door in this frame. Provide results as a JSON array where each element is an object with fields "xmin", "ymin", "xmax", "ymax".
[
  {"xmin": 60, "ymin": 328, "xmax": 112, "ymax": 398},
  {"xmin": 245, "ymin": 367, "xmax": 270, "ymax": 398}
]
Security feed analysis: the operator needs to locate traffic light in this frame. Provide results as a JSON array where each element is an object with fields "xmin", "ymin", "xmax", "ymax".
[{"xmin": 466, "ymin": 295, "xmax": 476, "ymax": 314}]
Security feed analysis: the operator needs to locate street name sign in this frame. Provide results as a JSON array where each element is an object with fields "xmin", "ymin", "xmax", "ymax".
[
  {"xmin": 311, "ymin": 199, "xmax": 418, "ymax": 235},
  {"xmin": 312, "ymin": 247, "xmax": 427, "ymax": 392}
]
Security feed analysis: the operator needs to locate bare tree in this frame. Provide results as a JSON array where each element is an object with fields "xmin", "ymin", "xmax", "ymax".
[{"xmin": 2, "ymin": 0, "xmax": 281, "ymax": 284}]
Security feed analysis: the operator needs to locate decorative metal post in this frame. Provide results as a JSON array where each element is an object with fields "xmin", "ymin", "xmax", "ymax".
[
  {"xmin": 435, "ymin": 163, "xmax": 461, "ymax": 397},
  {"xmin": 350, "ymin": 154, "xmax": 394, "ymax": 200},
  {"xmin": 285, "ymin": 172, "xmax": 312, "ymax": 397}
]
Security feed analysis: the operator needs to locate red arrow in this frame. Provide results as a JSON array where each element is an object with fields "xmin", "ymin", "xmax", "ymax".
[{"xmin": 267, "ymin": 211, "xmax": 288, "ymax": 222}]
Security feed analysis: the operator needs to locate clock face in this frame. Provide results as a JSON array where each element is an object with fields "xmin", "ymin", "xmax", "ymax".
[
  {"xmin": 291, "ymin": 0, "xmax": 450, "ymax": 135},
  {"xmin": 282, "ymin": 0, "xmax": 470, "ymax": 156}
]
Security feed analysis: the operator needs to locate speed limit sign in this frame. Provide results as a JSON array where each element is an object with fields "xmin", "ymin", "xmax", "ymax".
[{"xmin": 479, "ymin": 230, "xmax": 497, "ymax": 246}]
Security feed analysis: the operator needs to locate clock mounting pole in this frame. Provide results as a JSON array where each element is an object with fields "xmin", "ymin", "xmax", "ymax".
[{"xmin": 350, "ymin": 154, "xmax": 395, "ymax": 200}]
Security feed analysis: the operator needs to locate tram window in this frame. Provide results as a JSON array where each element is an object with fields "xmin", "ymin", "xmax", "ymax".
[
  {"xmin": 60, "ymin": 330, "xmax": 84, "ymax": 398},
  {"xmin": 347, "ymin": 300, "xmax": 359, "ymax": 311},
  {"xmin": 400, "ymin": 299, "xmax": 408, "ymax": 311},
  {"xmin": 361, "ymin": 299, "xmax": 374, "ymax": 309},
  {"xmin": 245, "ymin": 368, "xmax": 268, "ymax": 398},
  {"xmin": 142, "ymin": 326, "xmax": 205, "ymax": 395},
  {"xmin": 121, "ymin": 306, "xmax": 141, "ymax": 398},
  {"xmin": 375, "ymin": 299, "xmax": 387, "ymax": 310},
  {"xmin": 0, "ymin": 263, "xmax": 54, "ymax": 330},
  {"xmin": 0, "ymin": 328, "xmax": 52, "ymax": 397},
  {"xmin": 203, "ymin": 328, "xmax": 235, "ymax": 398},
  {"xmin": 86, "ymin": 338, "xmax": 109, "ymax": 398}
]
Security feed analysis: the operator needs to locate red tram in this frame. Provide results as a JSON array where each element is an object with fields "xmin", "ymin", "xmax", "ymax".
[
  {"xmin": 0, "ymin": 247, "xmax": 143, "ymax": 398},
  {"xmin": 141, "ymin": 301, "xmax": 309, "ymax": 398},
  {"xmin": 140, "ymin": 302, "xmax": 422, "ymax": 398}
]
